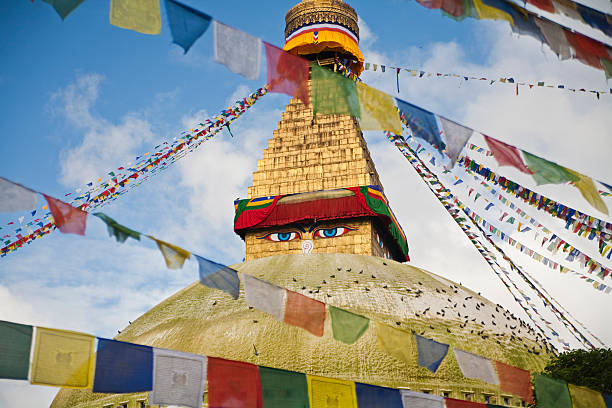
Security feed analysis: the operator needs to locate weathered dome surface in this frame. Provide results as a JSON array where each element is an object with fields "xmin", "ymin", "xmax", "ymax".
[{"xmin": 52, "ymin": 253, "xmax": 550, "ymax": 407}]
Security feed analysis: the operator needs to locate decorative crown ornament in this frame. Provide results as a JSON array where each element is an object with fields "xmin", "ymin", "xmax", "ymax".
[{"xmin": 285, "ymin": 0, "xmax": 359, "ymax": 40}]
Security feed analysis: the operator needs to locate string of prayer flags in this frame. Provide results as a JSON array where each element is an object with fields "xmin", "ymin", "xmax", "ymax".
[
  {"xmin": 149, "ymin": 348, "xmax": 207, "ymax": 408},
  {"xmin": 93, "ymin": 213, "xmax": 141, "ymax": 243},
  {"xmin": 264, "ymin": 42, "xmax": 310, "ymax": 107},
  {"xmin": 0, "ymin": 321, "xmax": 33, "ymax": 380},
  {"xmin": 30, "ymin": 327, "xmax": 95, "ymax": 388},
  {"xmin": 213, "ymin": 21, "xmax": 261, "ymax": 80},
  {"xmin": 243, "ymin": 274, "xmax": 286, "ymax": 321},
  {"xmin": 283, "ymin": 290, "xmax": 326, "ymax": 337},
  {"xmin": 355, "ymin": 82, "xmax": 403, "ymax": 135},
  {"xmin": 438, "ymin": 116, "xmax": 473, "ymax": 165},
  {"xmin": 148, "ymin": 235, "xmax": 190, "ymax": 269},
  {"xmin": 109, "ymin": 0, "xmax": 161, "ymax": 35},
  {"xmin": 453, "ymin": 348, "xmax": 499, "ymax": 385},
  {"xmin": 329, "ymin": 305, "xmax": 369, "ymax": 344},
  {"xmin": 522, "ymin": 151, "xmax": 579, "ymax": 186},
  {"xmin": 44, "ymin": 194, "xmax": 87, "ymax": 235},
  {"xmin": 401, "ymin": 389, "xmax": 444, "ymax": 408},
  {"xmin": 495, "ymin": 361, "xmax": 533, "ymax": 404},
  {"xmin": 567, "ymin": 170, "xmax": 609, "ymax": 215},
  {"xmin": 355, "ymin": 383, "xmax": 402, "ymax": 408},
  {"xmin": 375, "ymin": 322, "xmax": 414, "ymax": 365},
  {"xmin": 194, "ymin": 255, "xmax": 240, "ymax": 299},
  {"xmin": 568, "ymin": 384, "xmax": 607, "ymax": 408},
  {"xmin": 483, "ymin": 136, "xmax": 532, "ymax": 174},
  {"xmin": 307, "ymin": 375, "xmax": 357, "ymax": 408},
  {"xmin": 259, "ymin": 366, "xmax": 309, "ymax": 408},
  {"xmin": 164, "ymin": 0, "xmax": 212, "ymax": 54},
  {"xmin": 533, "ymin": 374, "xmax": 572, "ymax": 408},
  {"xmin": 93, "ymin": 338, "xmax": 153, "ymax": 393},
  {"xmin": 415, "ymin": 334, "xmax": 449, "ymax": 373},
  {"xmin": 207, "ymin": 357, "xmax": 262, "ymax": 408},
  {"xmin": 0, "ymin": 177, "xmax": 37, "ymax": 212},
  {"xmin": 42, "ymin": 0, "xmax": 84, "ymax": 20},
  {"xmin": 395, "ymin": 98, "xmax": 445, "ymax": 151},
  {"xmin": 444, "ymin": 398, "xmax": 487, "ymax": 407},
  {"xmin": 310, "ymin": 63, "xmax": 360, "ymax": 118}
]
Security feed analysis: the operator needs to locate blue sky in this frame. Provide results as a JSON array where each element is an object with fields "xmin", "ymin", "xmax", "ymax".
[{"xmin": 1, "ymin": 0, "xmax": 611, "ymax": 405}]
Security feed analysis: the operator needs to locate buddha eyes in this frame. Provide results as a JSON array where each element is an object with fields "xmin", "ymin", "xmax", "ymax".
[
  {"xmin": 260, "ymin": 231, "xmax": 301, "ymax": 241},
  {"xmin": 313, "ymin": 226, "xmax": 354, "ymax": 239},
  {"xmin": 258, "ymin": 226, "xmax": 355, "ymax": 242}
]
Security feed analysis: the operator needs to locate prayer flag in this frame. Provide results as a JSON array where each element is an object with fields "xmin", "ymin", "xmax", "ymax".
[
  {"xmin": 444, "ymin": 398, "xmax": 487, "ymax": 407},
  {"xmin": 259, "ymin": 366, "xmax": 308, "ymax": 408},
  {"xmin": 283, "ymin": 290, "xmax": 325, "ymax": 337},
  {"xmin": 213, "ymin": 21, "xmax": 261, "ymax": 80},
  {"xmin": 207, "ymin": 357, "xmax": 262, "ymax": 408},
  {"xmin": 93, "ymin": 338, "xmax": 153, "ymax": 393},
  {"xmin": 534, "ymin": 18, "xmax": 572, "ymax": 59},
  {"xmin": 31, "ymin": 327, "xmax": 95, "ymax": 388},
  {"xmin": 149, "ymin": 348, "xmax": 206, "ymax": 408},
  {"xmin": 44, "ymin": 194, "xmax": 87, "ymax": 235},
  {"xmin": 243, "ymin": 274, "xmax": 286, "ymax": 321},
  {"xmin": 148, "ymin": 235, "xmax": 191, "ymax": 269},
  {"xmin": 602, "ymin": 59, "xmax": 612, "ymax": 80},
  {"xmin": 356, "ymin": 383, "xmax": 402, "ymax": 407},
  {"xmin": 110, "ymin": 0, "xmax": 161, "ymax": 35},
  {"xmin": 415, "ymin": 334, "xmax": 449, "ymax": 373},
  {"xmin": 0, "ymin": 321, "xmax": 33, "ymax": 380},
  {"xmin": 93, "ymin": 213, "xmax": 141, "ymax": 243},
  {"xmin": 0, "ymin": 177, "xmax": 37, "ymax": 212},
  {"xmin": 356, "ymin": 82, "xmax": 403, "ymax": 134},
  {"xmin": 526, "ymin": 0, "xmax": 555, "ymax": 13},
  {"xmin": 533, "ymin": 374, "xmax": 572, "ymax": 408},
  {"xmin": 522, "ymin": 152, "xmax": 579, "ymax": 185},
  {"xmin": 400, "ymin": 390, "xmax": 444, "ymax": 407},
  {"xmin": 194, "ymin": 254, "xmax": 240, "ymax": 299},
  {"xmin": 329, "ymin": 305, "xmax": 369, "ymax": 344},
  {"xmin": 483, "ymin": 136, "xmax": 532, "ymax": 174},
  {"xmin": 495, "ymin": 361, "xmax": 533, "ymax": 404},
  {"xmin": 603, "ymin": 394, "xmax": 612, "ymax": 407},
  {"xmin": 564, "ymin": 30, "xmax": 609, "ymax": 69},
  {"xmin": 473, "ymin": 0, "xmax": 515, "ymax": 25},
  {"xmin": 42, "ymin": 0, "xmax": 84, "ymax": 20},
  {"xmin": 395, "ymin": 98, "xmax": 444, "ymax": 150},
  {"xmin": 568, "ymin": 384, "xmax": 606, "ymax": 408},
  {"xmin": 453, "ymin": 348, "xmax": 499, "ymax": 385},
  {"xmin": 307, "ymin": 375, "xmax": 357, "ymax": 408},
  {"xmin": 439, "ymin": 116, "xmax": 473, "ymax": 164},
  {"xmin": 264, "ymin": 42, "xmax": 310, "ymax": 107},
  {"xmin": 310, "ymin": 63, "xmax": 360, "ymax": 118},
  {"xmin": 375, "ymin": 322, "xmax": 414, "ymax": 365},
  {"xmin": 164, "ymin": 0, "xmax": 212, "ymax": 54},
  {"xmin": 566, "ymin": 170, "xmax": 608, "ymax": 215}
]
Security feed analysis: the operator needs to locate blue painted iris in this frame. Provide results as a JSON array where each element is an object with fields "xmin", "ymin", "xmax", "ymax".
[
  {"xmin": 259, "ymin": 231, "xmax": 301, "ymax": 241},
  {"xmin": 313, "ymin": 226, "xmax": 354, "ymax": 239}
]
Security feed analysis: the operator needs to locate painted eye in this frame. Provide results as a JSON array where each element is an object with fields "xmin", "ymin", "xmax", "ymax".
[
  {"xmin": 259, "ymin": 232, "xmax": 301, "ymax": 241},
  {"xmin": 313, "ymin": 227, "xmax": 354, "ymax": 239}
]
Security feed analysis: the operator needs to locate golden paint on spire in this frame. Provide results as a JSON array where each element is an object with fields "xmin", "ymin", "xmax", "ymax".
[{"xmin": 285, "ymin": 0, "xmax": 359, "ymax": 40}]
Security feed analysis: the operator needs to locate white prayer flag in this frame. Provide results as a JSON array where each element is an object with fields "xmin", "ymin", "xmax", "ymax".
[
  {"xmin": 439, "ymin": 116, "xmax": 473, "ymax": 165},
  {"xmin": 149, "ymin": 348, "xmax": 207, "ymax": 408},
  {"xmin": 0, "ymin": 177, "xmax": 37, "ymax": 212},
  {"xmin": 213, "ymin": 21, "xmax": 261, "ymax": 80},
  {"xmin": 453, "ymin": 348, "xmax": 500, "ymax": 385},
  {"xmin": 400, "ymin": 390, "xmax": 444, "ymax": 408},
  {"xmin": 243, "ymin": 274, "xmax": 285, "ymax": 321}
]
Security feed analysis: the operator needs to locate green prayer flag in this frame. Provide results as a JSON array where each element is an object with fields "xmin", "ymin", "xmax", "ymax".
[
  {"xmin": 329, "ymin": 305, "xmax": 370, "ymax": 344},
  {"xmin": 43, "ymin": 0, "xmax": 85, "ymax": 20},
  {"xmin": 93, "ymin": 213, "xmax": 141, "ymax": 243},
  {"xmin": 0, "ymin": 320, "xmax": 33, "ymax": 380},
  {"xmin": 534, "ymin": 374, "xmax": 572, "ymax": 408},
  {"xmin": 310, "ymin": 63, "xmax": 360, "ymax": 118},
  {"xmin": 259, "ymin": 366, "xmax": 309, "ymax": 408},
  {"xmin": 522, "ymin": 152, "xmax": 580, "ymax": 186},
  {"xmin": 601, "ymin": 59, "xmax": 612, "ymax": 80}
]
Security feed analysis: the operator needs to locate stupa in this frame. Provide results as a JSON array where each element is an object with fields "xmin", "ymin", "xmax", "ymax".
[{"xmin": 51, "ymin": 1, "xmax": 551, "ymax": 407}]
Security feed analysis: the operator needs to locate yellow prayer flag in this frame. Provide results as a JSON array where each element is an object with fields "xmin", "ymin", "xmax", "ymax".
[
  {"xmin": 31, "ymin": 327, "xmax": 95, "ymax": 388},
  {"xmin": 473, "ymin": 0, "xmax": 515, "ymax": 26},
  {"xmin": 110, "ymin": 0, "xmax": 161, "ymax": 35},
  {"xmin": 148, "ymin": 235, "xmax": 191, "ymax": 269},
  {"xmin": 567, "ymin": 170, "xmax": 608, "ymax": 215},
  {"xmin": 307, "ymin": 375, "xmax": 357, "ymax": 408},
  {"xmin": 568, "ymin": 384, "xmax": 606, "ymax": 408},
  {"xmin": 375, "ymin": 322, "xmax": 416, "ymax": 365},
  {"xmin": 356, "ymin": 82, "xmax": 403, "ymax": 135}
]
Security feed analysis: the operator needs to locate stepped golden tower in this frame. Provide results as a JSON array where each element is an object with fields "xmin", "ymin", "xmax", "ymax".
[{"xmin": 52, "ymin": 1, "xmax": 550, "ymax": 407}]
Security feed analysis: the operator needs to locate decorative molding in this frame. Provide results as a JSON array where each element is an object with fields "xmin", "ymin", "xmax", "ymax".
[{"xmin": 285, "ymin": 0, "xmax": 359, "ymax": 40}]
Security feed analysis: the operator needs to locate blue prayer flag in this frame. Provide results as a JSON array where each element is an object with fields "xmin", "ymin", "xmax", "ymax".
[
  {"xmin": 43, "ymin": 0, "xmax": 85, "ymax": 20},
  {"xmin": 93, "ymin": 338, "xmax": 153, "ymax": 393},
  {"xmin": 576, "ymin": 4, "xmax": 612, "ymax": 37},
  {"xmin": 415, "ymin": 334, "xmax": 449, "ymax": 373},
  {"xmin": 603, "ymin": 393, "xmax": 612, "ymax": 407},
  {"xmin": 395, "ymin": 98, "xmax": 445, "ymax": 151},
  {"xmin": 165, "ymin": 0, "xmax": 212, "ymax": 54},
  {"xmin": 195, "ymin": 254, "xmax": 240, "ymax": 299},
  {"xmin": 601, "ymin": 181, "xmax": 612, "ymax": 193},
  {"xmin": 356, "ymin": 383, "xmax": 403, "ymax": 407}
]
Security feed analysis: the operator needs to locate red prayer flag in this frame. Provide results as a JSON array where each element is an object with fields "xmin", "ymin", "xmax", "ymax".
[
  {"xmin": 484, "ymin": 136, "xmax": 533, "ymax": 174},
  {"xmin": 264, "ymin": 42, "xmax": 310, "ymax": 107},
  {"xmin": 207, "ymin": 357, "xmax": 262, "ymax": 408},
  {"xmin": 495, "ymin": 361, "xmax": 534, "ymax": 404},
  {"xmin": 283, "ymin": 290, "xmax": 325, "ymax": 337},
  {"xmin": 564, "ymin": 31, "xmax": 609, "ymax": 69},
  {"xmin": 417, "ymin": 0, "xmax": 463, "ymax": 16},
  {"xmin": 43, "ymin": 195, "xmax": 87, "ymax": 235},
  {"xmin": 526, "ymin": 0, "xmax": 554, "ymax": 13},
  {"xmin": 444, "ymin": 398, "xmax": 487, "ymax": 407}
]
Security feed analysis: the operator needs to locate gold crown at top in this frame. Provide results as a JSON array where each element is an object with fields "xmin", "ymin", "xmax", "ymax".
[{"xmin": 285, "ymin": 0, "xmax": 359, "ymax": 40}]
